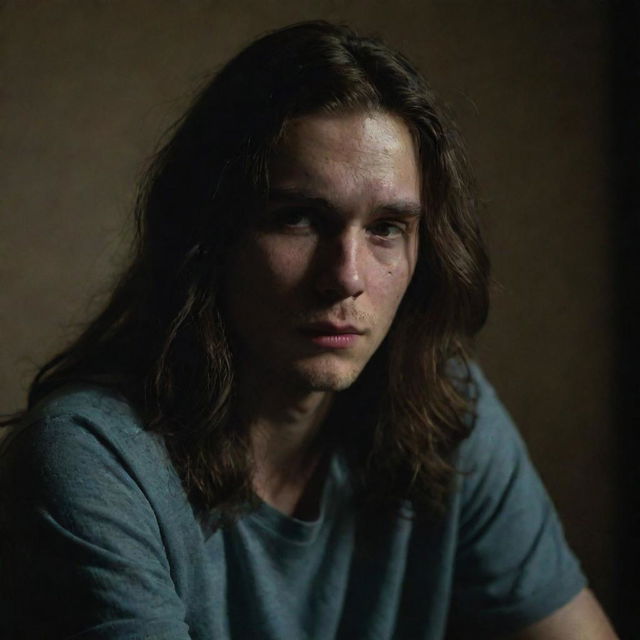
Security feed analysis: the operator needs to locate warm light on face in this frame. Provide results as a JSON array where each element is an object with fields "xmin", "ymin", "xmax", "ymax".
[{"xmin": 223, "ymin": 110, "xmax": 422, "ymax": 393}]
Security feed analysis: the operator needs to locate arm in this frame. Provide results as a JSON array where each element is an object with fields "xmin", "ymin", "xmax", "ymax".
[{"xmin": 505, "ymin": 588, "xmax": 618, "ymax": 640}]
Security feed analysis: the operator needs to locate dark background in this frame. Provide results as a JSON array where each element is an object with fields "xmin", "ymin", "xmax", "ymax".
[{"xmin": 1, "ymin": 1, "xmax": 637, "ymax": 633}]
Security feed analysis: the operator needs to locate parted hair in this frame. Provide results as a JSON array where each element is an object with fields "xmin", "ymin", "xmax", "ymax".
[{"xmin": 4, "ymin": 21, "xmax": 490, "ymax": 522}]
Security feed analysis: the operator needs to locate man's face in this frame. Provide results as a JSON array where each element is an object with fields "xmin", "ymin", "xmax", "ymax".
[{"xmin": 223, "ymin": 110, "xmax": 421, "ymax": 393}]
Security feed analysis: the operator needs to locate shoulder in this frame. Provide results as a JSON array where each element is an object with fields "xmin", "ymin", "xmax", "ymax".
[
  {"xmin": 1, "ymin": 385, "xmax": 177, "ymax": 516},
  {"xmin": 454, "ymin": 361, "xmax": 528, "ymax": 477},
  {"xmin": 11, "ymin": 383, "xmax": 161, "ymax": 458},
  {"xmin": 22, "ymin": 383, "xmax": 147, "ymax": 442},
  {"xmin": 446, "ymin": 362, "xmax": 587, "ymax": 636},
  {"xmin": 452, "ymin": 361, "xmax": 547, "ymax": 527},
  {"xmin": 0, "ymin": 386, "xmax": 196, "ymax": 638}
]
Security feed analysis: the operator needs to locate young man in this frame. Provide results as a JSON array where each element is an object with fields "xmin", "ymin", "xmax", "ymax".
[{"xmin": 0, "ymin": 21, "xmax": 617, "ymax": 639}]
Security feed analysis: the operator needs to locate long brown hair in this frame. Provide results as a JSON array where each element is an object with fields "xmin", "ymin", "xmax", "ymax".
[{"xmin": 3, "ymin": 21, "xmax": 490, "ymax": 522}]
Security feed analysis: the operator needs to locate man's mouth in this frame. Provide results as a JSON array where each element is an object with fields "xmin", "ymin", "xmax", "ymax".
[
  {"xmin": 302, "ymin": 322, "xmax": 364, "ymax": 335},
  {"xmin": 299, "ymin": 322, "xmax": 364, "ymax": 349}
]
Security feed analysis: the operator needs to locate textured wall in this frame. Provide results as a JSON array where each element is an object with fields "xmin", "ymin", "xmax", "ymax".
[{"xmin": 1, "ymin": 1, "xmax": 615, "ymax": 609}]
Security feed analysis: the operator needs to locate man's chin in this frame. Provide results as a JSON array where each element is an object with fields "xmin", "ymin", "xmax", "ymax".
[{"xmin": 294, "ymin": 364, "xmax": 363, "ymax": 393}]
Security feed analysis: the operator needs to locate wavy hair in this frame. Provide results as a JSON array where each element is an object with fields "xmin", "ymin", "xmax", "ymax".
[{"xmin": 3, "ymin": 21, "xmax": 490, "ymax": 522}]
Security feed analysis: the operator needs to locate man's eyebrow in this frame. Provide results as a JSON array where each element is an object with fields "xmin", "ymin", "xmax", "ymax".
[
  {"xmin": 267, "ymin": 187, "xmax": 423, "ymax": 218},
  {"xmin": 268, "ymin": 188, "xmax": 336, "ymax": 211}
]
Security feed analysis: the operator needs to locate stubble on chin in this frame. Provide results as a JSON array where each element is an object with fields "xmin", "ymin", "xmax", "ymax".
[{"xmin": 292, "ymin": 360, "xmax": 365, "ymax": 393}]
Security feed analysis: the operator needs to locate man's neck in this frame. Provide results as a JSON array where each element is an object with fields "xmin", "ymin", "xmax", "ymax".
[{"xmin": 236, "ymin": 377, "xmax": 336, "ymax": 518}]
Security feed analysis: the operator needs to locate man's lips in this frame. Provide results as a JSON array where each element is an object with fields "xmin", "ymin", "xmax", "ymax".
[
  {"xmin": 299, "ymin": 322, "xmax": 364, "ymax": 349},
  {"xmin": 300, "ymin": 322, "xmax": 365, "ymax": 336}
]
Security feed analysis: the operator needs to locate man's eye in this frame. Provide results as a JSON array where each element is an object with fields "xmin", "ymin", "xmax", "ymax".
[
  {"xmin": 274, "ymin": 209, "xmax": 314, "ymax": 230},
  {"xmin": 369, "ymin": 221, "xmax": 405, "ymax": 239}
]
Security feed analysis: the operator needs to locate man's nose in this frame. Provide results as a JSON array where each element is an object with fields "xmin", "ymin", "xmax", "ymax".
[{"xmin": 314, "ymin": 229, "xmax": 365, "ymax": 301}]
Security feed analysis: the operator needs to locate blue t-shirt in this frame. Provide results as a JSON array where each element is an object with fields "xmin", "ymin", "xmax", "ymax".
[{"xmin": 0, "ymin": 366, "xmax": 585, "ymax": 639}]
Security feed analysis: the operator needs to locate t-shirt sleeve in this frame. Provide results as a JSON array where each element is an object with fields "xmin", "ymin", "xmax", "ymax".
[
  {"xmin": 448, "ymin": 364, "xmax": 587, "ymax": 637},
  {"xmin": 0, "ymin": 413, "xmax": 192, "ymax": 640}
]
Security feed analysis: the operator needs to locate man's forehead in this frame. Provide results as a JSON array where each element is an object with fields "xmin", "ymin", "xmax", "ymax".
[
  {"xmin": 273, "ymin": 110, "xmax": 416, "ymax": 164},
  {"xmin": 268, "ymin": 110, "xmax": 423, "ymax": 216}
]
